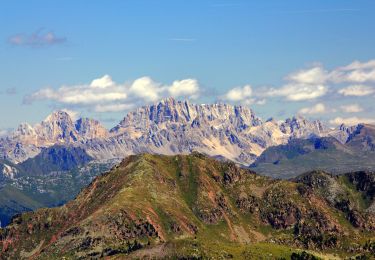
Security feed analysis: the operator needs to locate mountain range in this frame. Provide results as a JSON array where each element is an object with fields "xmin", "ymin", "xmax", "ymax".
[
  {"xmin": 1, "ymin": 153, "xmax": 375, "ymax": 259},
  {"xmin": 0, "ymin": 98, "xmax": 374, "ymax": 227},
  {"xmin": 0, "ymin": 97, "xmax": 349, "ymax": 166}
]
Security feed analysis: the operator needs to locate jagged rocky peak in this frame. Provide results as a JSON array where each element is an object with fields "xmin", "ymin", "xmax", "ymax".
[
  {"xmin": 75, "ymin": 118, "xmax": 109, "ymax": 139},
  {"xmin": 328, "ymin": 123, "xmax": 363, "ymax": 144},
  {"xmin": 11, "ymin": 123, "xmax": 37, "ymax": 143},
  {"xmin": 13, "ymin": 123, "xmax": 35, "ymax": 136},
  {"xmin": 8, "ymin": 110, "xmax": 109, "ymax": 147},
  {"xmin": 280, "ymin": 115, "xmax": 326, "ymax": 138},
  {"xmin": 36, "ymin": 110, "xmax": 78, "ymax": 144},
  {"xmin": 112, "ymin": 97, "xmax": 262, "ymax": 133},
  {"xmin": 43, "ymin": 110, "xmax": 74, "ymax": 124}
]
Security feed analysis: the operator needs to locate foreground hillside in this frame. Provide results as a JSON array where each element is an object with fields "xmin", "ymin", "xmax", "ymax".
[{"xmin": 1, "ymin": 153, "xmax": 375, "ymax": 259}]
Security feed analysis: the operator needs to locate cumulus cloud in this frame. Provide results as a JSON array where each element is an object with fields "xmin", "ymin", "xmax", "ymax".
[
  {"xmin": 340, "ymin": 104, "xmax": 364, "ymax": 113},
  {"xmin": 94, "ymin": 103, "xmax": 135, "ymax": 113},
  {"xmin": 222, "ymin": 85, "xmax": 266, "ymax": 105},
  {"xmin": 8, "ymin": 29, "xmax": 66, "ymax": 47},
  {"xmin": 330, "ymin": 60, "xmax": 375, "ymax": 83},
  {"xmin": 260, "ymin": 60, "xmax": 375, "ymax": 101},
  {"xmin": 259, "ymin": 65, "xmax": 329, "ymax": 101},
  {"xmin": 338, "ymin": 85, "xmax": 375, "ymax": 96},
  {"xmin": 168, "ymin": 79, "xmax": 200, "ymax": 99},
  {"xmin": 223, "ymin": 85, "xmax": 252, "ymax": 101},
  {"xmin": 329, "ymin": 117, "xmax": 375, "ymax": 126},
  {"xmin": 129, "ymin": 77, "xmax": 161, "ymax": 102},
  {"xmin": 286, "ymin": 66, "xmax": 328, "ymax": 84},
  {"xmin": 298, "ymin": 103, "xmax": 326, "ymax": 115},
  {"xmin": 28, "ymin": 75, "xmax": 127, "ymax": 105},
  {"xmin": 266, "ymin": 84, "xmax": 327, "ymax": 101},
  {"xmin": 26, "ymin": 75, "xmax": 200, "ymax": 112}
]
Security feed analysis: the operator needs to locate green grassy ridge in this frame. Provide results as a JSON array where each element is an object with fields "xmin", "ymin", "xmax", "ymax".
[{"xmin": 0, "ymin": 153, "xmax": 375, "ymax": 259}]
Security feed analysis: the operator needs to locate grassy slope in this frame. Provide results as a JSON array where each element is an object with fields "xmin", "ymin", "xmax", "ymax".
[{"xmin": 0, "ymin": 153, "xmax": 374, "ymax": 259}]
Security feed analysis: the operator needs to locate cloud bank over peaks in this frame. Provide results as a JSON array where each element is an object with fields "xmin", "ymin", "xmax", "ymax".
[
  {"xmin": 329, "ymin": 117, "xmax": 375, "ymax": 126},
  {"xmin": 26, "ymin": 75, "xmax": 200, "ymax": 112},
  {"xmin": 340, "ymin": 104, "xmax": 364, "ymax": 113},
  {"xmin": 222, "ymin": 85, "xmax": 266, "ymax": 105},
  {"xmin": 258, "ymin": 60, "xmax": 375, "ymax": 100},
  {"xmin": 298, "ymin": 103, "xmax": 327, "ymax": 115}
]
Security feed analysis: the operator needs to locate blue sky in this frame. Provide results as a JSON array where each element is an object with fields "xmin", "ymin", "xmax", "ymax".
[{"xmin": 1, "ymin": 0, "xmax": 375, "ymax": 130}]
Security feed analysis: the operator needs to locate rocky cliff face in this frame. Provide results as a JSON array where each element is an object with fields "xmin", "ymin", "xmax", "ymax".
[
  {"xmin": 83, "ymin": 98, "xmax": 330, "ymax": 165},
  {"xmin": 0, "ymin": 98, "xmax": 361, "ymax": 165}
]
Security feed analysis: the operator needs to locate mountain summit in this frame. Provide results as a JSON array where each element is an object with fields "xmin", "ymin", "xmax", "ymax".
[{"xmin": 0, "ymin": 111, "xmax": 108, "ymax": 163}]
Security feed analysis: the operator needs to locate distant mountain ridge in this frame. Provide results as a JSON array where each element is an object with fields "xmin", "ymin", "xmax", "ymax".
[
  {"xmin": 1, "ymin": 97, "xmax": 340, "ymax": 166},
  {"xmin": 251, "ymin": 124, "xmax": 375, "ymax": 178}
]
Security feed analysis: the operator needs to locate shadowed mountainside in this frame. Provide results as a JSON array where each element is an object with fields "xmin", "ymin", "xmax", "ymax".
[
  {"xmin": 0, "ymin": 146, "xmax": 113, "ymax": 227},
  {"xmin": 251, "ymin": 124, "xmax": 375, "ymax": 178}
]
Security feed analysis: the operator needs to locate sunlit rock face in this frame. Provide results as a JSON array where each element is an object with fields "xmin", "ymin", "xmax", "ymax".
[{"xmin": 0, "ymin": 98, "xmax": 353, "ymax": 165}]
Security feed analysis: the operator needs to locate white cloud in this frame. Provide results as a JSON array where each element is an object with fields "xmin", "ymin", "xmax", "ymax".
[
  {"xmin": 298, "ymin": 103, "xmax": 326, "ymax": 115},
  {"xmin": 256, "ymin": 59, "xmax": 375, "ymax": 102},
  {"xmin": 330, "ymin": 60, "xmax": 375, "ymax": 83},
  {"xmin": 287, "ymin": 66, "xmax": 328, "ymax": 84},
  {"xmin": 329, "ymin": 116, "xmax": 375, "ymax": 126},
  {"xmin": 340, "ymin": 60, "xmax": 375, "ymax": 70},
  {"xmin": 168, "ymin": 79, "xmax": 199, "ymax": 99},
  {"xmin": 90, "ymin": 74, "xmax": 115, "ymax": 88},
  {"xmin": 29, "ymin": 79, "xmax": 127, "ymax": 105},
  {"xmin": 129, "ymin": 77, "xmax": 162, "ymax": 102},
  {"xmin": 222, "ymin": 85, "xmax": 266, "ymax": 105},
  {"xmin": 338, "ymin": 85, "xmax": 375, "ymax": 96},
  {"xmin": 221, "ymin": 85, "xmax": 267, "ymax": 105},
  {"xmin": 340, "ymin": 104, "xmax": 363, "ymax": 113},
  {"xmin": 266, "ymin": 83, "xmax": 327, "ymax": 101},
  {"xmin": 223, "ymin": 85, "xmax": 252, "ymax": 102},
  {"xmin": 27, "ymin": 75, "xmax": 201, "ymax": 112},
  {"xmin": 255, "ymin": 99, "xmax": 266, "ymax": 105},
  {"xmin": 94, "ymin": 103, "xmax": 135, "ymax": 113}
]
